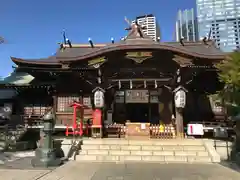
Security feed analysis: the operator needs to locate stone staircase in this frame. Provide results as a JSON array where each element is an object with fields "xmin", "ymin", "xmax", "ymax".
[{"xmin": 76, "ymin": 139, "xmax": 220, "ymax": 163}]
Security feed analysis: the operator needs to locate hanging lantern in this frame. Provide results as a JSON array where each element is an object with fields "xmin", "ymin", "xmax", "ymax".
[
  {"xmin": 174, "ymin": 86, "xmax": 187, "ymax": 108},
  {"xmin": 94, "ymin": 90, "xmax": 104, "ymax": 108},
  {"xmin": 118, "ymin": 80, "xmax": 121, "ymax": 89},
  {"xmin": 130, "ymin": 80, "xmax": 133, "ymax": 89}
]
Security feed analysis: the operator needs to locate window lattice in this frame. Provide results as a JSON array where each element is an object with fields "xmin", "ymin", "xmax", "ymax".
[
  {"xmin": 24, "ymin": 104, "xmax": 50, "ymax": 115},
  {"xmin": 57, "ymin": 96, "xmax": 79, "ymax": 112}
]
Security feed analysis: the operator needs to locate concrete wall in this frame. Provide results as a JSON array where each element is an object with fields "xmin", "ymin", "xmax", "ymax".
[{"xmin": 204, "ymin": 139, "xmax": 233, "ymax": 161}]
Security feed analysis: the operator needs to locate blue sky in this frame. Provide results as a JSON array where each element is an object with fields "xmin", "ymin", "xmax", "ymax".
[{"xmin": 0, "ymin": 0, "xmax": 196, "ymax": 77}]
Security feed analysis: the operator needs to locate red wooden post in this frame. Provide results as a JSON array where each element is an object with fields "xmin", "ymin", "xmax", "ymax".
[
  {"xmin": 65, "ymin": 102, "xmax": 89, "ymax": 136},
  {"xmin": 65, "ymin": 124, "xmax": 69, "ymax": 136},
  {"xmin": 79, "ymin": 107, "xmax": 83, "ymax": 136},
  {"xmin": 72, "ymin": 104, "xmax": 77, "ymax": 130}
]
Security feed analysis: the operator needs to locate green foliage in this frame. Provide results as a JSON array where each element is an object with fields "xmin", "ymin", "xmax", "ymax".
[
  {"xmin": 216, "ymin": 52, "xmax": 240, "ymax": 107},
  {"xmin": 217, "ymin": 52, "xmax": 240, "ymax": 87},
  {"xmin": 0, "ymin": 36, "xmax": 4, "ymax": 44}
]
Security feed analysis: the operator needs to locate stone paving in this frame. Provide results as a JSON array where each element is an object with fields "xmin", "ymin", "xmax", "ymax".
[
  {"xmin": 1, "ymin": 161, "xmax": 240, "ymax": 180},
  {"xmin": 0, "ymin": 169, "xmax": 50, "ymax": 180}
]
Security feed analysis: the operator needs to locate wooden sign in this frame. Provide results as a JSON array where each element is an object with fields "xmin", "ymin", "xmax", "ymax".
[
  {"xmin": 88, "ymin": 57, "xmax": 106, "ymax": 68},
  {"xmin": 125, "ymin": 90, "xmax": 149, "ymax": 103},
  {"xmin": 125, "ymin": 52, "xmax": 152, "ymax": 63},
  {"xmin": 125, "ymin": 123, "xmax": 150, "ymax": 139}
]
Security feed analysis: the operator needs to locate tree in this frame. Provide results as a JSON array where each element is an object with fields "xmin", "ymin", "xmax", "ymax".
[
  {"xmin": 0, "ymin": 36, "xmax": 4, "ymax": 44},
  {"xmin": 216, "ymin": 51, "xmax": 240, "ymax": 115}
]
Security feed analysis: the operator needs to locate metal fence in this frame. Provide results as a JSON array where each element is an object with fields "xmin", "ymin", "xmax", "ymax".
[{"xmin": 150, "ymin": 124, "xmax": 176, "ymax": 139}]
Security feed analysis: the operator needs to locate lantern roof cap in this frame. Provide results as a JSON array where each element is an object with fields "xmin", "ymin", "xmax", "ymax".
[
  {"xmin": 92, "ymin": 87, "xmax": 105, "ymax": 93},
  {"xmin": 173, "ymin": 85, "xmax": 188, "ymax": 93}
]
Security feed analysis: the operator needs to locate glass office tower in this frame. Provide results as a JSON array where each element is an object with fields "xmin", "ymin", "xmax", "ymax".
[
  {"xmin": 175, "ymin": 8, "xmax": 199, "ymax": 42},
  {"xmin": 197, "ymin": 0, "xmax": 240, "ymax": 52}
]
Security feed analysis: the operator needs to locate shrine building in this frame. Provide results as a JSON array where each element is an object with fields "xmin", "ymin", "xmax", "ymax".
[{"xmin": 0, "ymin": 19, "xmax": 226, "ymax": 138}]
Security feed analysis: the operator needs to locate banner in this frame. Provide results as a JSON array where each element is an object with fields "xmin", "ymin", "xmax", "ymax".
[{"xmin": 92, "ymin": 109, "xmax": 102, "ymax": 127}]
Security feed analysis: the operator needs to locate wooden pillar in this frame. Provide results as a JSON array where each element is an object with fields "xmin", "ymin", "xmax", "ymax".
[
  {"xmin": 175, "ymin": 108, "xmax": 184, "ymax": 138},
  {"xmin": 148, "ymin": 90, "xmax": 151, "ymax": 124},
  {"xmin": 52, "ymin": 95, "xmax": 57, "ymax": 114}
]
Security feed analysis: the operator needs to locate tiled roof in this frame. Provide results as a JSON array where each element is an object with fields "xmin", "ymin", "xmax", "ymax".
[{"xmin": 11, "ymin": 38, "xmax": 225, "ymax": 65}]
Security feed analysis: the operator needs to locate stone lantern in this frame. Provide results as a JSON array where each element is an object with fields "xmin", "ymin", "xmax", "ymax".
[{"xmin": 31, "ymin": 111, "xmax": 61, "ymax": 167}]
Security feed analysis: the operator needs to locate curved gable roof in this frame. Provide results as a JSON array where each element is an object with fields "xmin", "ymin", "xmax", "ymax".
[{"xmin": 11, "ymin": 39, "xmax": 225, "ymax": 65}]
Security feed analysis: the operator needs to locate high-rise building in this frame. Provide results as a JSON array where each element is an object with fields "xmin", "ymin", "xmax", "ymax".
[
  {"xmin": 132, "ymin": 14, "xmax": 161, "ymax": 41},
  {"xmin": 196, "ymin": 0, "xmax": 240, "ymax": 52},
  {"xmin": 175, "ymin": 8, "xmax": 199, "ymax": 42}
]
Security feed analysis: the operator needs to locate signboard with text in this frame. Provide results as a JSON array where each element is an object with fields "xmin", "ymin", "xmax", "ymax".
[
  {"xmin": 125, "ymin": 90, "xmax": 149, "ymax": 103},
  {"xmin": 187, "ymin": 124, "xmax": 204, "ymax": 136}
]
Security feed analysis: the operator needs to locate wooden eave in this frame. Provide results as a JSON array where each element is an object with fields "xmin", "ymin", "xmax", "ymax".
[
  {"xmin": 10, "ymin": 42, "xmax": 226, "ymax": 66},
  {"xmin": 58, "ymin": 44, "xmax": 225, "ymax": 61},
  {"xmin": 11, "ymin": 57, "xmax": 61, "ymax": 66}
]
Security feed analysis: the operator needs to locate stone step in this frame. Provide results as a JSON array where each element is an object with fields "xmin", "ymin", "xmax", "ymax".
[
  {"xmin": 80, "ymin": 149, "xmax": 209, "ymax": 156},
  {"xmin": 81, "ymin": 144, "xmax": 206, "ymax": 151},
  {"xmin": 82, "ymin": 139, "xmax": 204, "ymax": 146},
  {"xmin": 76, "ymin": 139, "xmax": 220, "ymax": 163},
  {"xmin": 76, "ymin": 154, "xmax": 212, "ymax": 163}
]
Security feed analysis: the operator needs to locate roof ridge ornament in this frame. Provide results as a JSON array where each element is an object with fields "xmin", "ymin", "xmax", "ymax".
[
  {"xmin": 180, "ymin": 37, "xmax": 185, "ymax": 46},
  {"xmin": 124, "ymin": 16, "xmax": 148, "ymax": 39},
  {"xmin": 59, "ymin": 30, "xmax": 72, "ymax": 51},
  {"xmin": 202, "ymin": 28, "xmax": 213, "ymax": 47}
]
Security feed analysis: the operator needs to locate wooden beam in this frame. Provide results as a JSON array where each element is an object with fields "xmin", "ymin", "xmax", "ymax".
[
  {"xmin": 173, "ymin": 55, "xmax": 193, "ymax": 67},
  {"xmin": 110, "ymin": 78, "xmax": 172, "ymax": 82},
  {"xmin": 17, "ymin": 66, "xmax": 96, "ymax": 72},
  {"xmin": 175, "ymin": 109, "xmax": 184, "ymax": 138}
]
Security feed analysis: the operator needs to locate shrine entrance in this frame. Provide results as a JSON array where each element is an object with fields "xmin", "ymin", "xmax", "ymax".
[
  {"xmin": 125, "ymin": 103, "xmax": 159, "ymax": 123},
  {"xmin": 113, "ymin": 89, "xmax": 164, "ymax": 124},
  {"xmin": 126, "ymin": 103, "xmax": 149, "ymax": 123}
]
